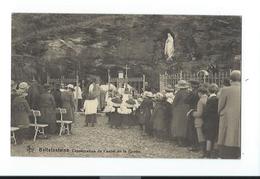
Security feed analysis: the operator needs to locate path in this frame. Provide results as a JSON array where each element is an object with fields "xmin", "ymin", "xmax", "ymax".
[{"xmin": 11, "ymin": 113, "xmax": 201, "ymax": 158}]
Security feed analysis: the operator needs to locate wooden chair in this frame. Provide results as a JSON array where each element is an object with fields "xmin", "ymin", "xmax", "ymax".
[
  {"xmin": 11, "ymin": 127, "xmax": 19, "ymax": 144},
  {"xmin": 56, "ymin": 108, "xmax": 72, "ymax": 136},
  {"xmin": 29, "ymin": 110, "xmax": 48, "ymax": 141}
]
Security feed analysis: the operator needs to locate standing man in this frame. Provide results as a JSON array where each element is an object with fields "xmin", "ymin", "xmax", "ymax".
[
  {"xmin": 74, "ymin": 83, "xmax": 83, "ymax": 112},
  {"xmin": 217, "ymin": 70, "xmax": 241, "ymax": 159},
  {"xmin": 88, "ymin": 79, "xmax": 96, "ymax": 95},
  {"xmin": 185, "ymin": 80, "xmax": 200, "ymax": 151}
]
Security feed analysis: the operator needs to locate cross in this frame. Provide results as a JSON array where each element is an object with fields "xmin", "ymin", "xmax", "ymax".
[{"xmin": 124, "ymin": 64, "xmax": 130, "ymax": 79}]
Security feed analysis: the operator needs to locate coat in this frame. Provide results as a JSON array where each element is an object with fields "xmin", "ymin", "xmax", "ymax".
[
  {"xmin": 185, "ymin": 89, "xmax": 200, "ymax": 144},
  {"xmin": 39, "ymin": 92, "xmax": 57, "ymax": 134},
  {"xmin": 12, "ymin": 96, "xmax": 31, "ymax": 128},
  {"xmin": 184, "ymin": 89, "xmax": 200, "ymax": 109},
  {"xmin": 27, "ymin": 82, "xmax": 41, "ymax": 109},
  {"xmin": 51, "ymin": 89, "xmax": 62, "ymax": 108},
  {"xmin": 152, "ymin": 100, "xmax": 168, "ymax": 134},
  {"xmin": 217, "ymin": 82, "xmax": 241, "ymax": 147},
  {"xmin": 202, "ymin": 94, "xmax": 219, "ymax": 141},
  {"xmin": 61, "ymin": 91, "xmax": 75, "ymax": 122},
  {"xmin": 170, "ymin": 89, "xmax": 190, "ymax": 138},
  {"xmin": 192, "ymin": 94, "xmax": 208, "ymax": 128},
  {"xmin": 138, "ymin": 98, "xmax": 153, "ymax": 125}
]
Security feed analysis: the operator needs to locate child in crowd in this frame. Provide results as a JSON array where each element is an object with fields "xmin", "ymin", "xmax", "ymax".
[{"xmin": 202, "ymin": 83, "xmax": 219, "ymax": 158}]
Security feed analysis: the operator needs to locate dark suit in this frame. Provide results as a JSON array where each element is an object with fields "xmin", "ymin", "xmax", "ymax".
[{"xmin": 184, "ymin": 89, "xmax": 200, "ymax": 147}]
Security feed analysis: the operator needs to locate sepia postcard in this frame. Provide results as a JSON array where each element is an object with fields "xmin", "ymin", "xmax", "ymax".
[{"xmin": 10, "ymin": 13, "xmax": 241, "ymax": 159}]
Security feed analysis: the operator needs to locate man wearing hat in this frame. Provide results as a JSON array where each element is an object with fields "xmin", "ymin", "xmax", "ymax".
[
  {"xmin": 184, "ymin": 79, "xmax": 200, "ymax": 151},
  {"xmin": 217, "ymin": 70, "xmax": 241, "ymax": 159}
]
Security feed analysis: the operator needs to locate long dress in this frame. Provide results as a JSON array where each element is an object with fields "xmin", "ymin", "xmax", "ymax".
[
  {"xmin": 27, "ymin": 81, "xmax": 41, "ymax": 110},
  {"xmin": 12, "ymin": 96, "xmax": 31, "ymax": 142},
  {"xmin": 170, "ymin": 89, "xmax": 190, "ymax": 139},
  {"xmin": 39, "ymin": 92, "xmax": 57, "ymax": 134},
  {"xmin": 152, "ymin": 100, "xmax": 168, "ymax": 139},
  {"xmin": 164, "ymin": 34, "xmax": 175, "ymax": 60},
  {"xmin": 61, "ymin": 91, "xmax": 75, "ymax": 122},
  {"xmin": 12, "ymin": 96, "xmax": 31, "ymax": 128}
]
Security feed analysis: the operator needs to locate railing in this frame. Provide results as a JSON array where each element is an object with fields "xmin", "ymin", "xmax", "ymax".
[{"xmin": 160, "ymin": 71, "xmax": 230, "ymax": 92}]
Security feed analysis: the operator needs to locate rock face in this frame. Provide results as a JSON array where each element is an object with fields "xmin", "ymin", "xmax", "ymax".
[{"xmin": 12, "ymin": 14, "xmax": 241, "ymax": 90}]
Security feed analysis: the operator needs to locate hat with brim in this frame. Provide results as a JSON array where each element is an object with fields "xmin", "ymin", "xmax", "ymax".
[
  {"xmin": 67, "ymin": 84, "xmax": 75, "ymax": 91},
  {"xmin": 155, "ymin": 92, "xmax": 164, "ymax": 99},
  {"xmin": 18, "ymin": 82, "xmax": 29, "ymax": 90},
  {"xmin": 176, "ymin": 80, "xmax": 189, "ymax": 89},
  {"xmin": 145, "ymin": 92, "xmax": 154, "ymax": 98},
  {"xmin": 16, "ymin": 89, "xmax": 28, "ymax": 96},
  {"xmin": 165, "ymin": 85, "xmax": 175, "ymax": 92}
]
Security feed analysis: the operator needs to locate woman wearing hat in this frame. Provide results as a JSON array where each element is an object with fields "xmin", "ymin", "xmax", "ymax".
[
  {"xmin": 61, "ymin": 84, "xmax": 75, "ymax": 132},
  {"xmin": 151, "ymin": 93, "xmax": 168, "ymax": 139},
  {"xmin": 170, "ymin": 80, "xmax": 190, "ymax": 146},
  {"xmin": 11, "ymin": 88, "xmax": 31, "ymax": 144},
  {"xmin": 39, "ymin": 84, "xmax": 57, "ymax": 135}
]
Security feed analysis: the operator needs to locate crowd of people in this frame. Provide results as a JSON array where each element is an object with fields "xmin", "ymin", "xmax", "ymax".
[
  {"xmin": 11, "ymin": 80, "xmax": 76, "ymax": 143},
  {"xmin": 11, "ymin": 70, "xmax": 241, "ymax": 159},
  {"xmin": 101, "ymin": 70, "xmax": 241, "ymax": 159}
]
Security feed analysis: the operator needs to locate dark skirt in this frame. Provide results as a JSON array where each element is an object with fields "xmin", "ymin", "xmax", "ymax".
[
  {"xmin": 85, "ymin": 114, "xmax": 97, "ymax": 124},
  {"xmin": 110, "ymin": 112, "xmax": 122, "ymax": 128},
  {"xmin": 202, "ymin": 121, "xmax": 219, "ymax": 141}
]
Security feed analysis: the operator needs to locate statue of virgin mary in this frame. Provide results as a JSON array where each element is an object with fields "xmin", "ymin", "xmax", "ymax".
[{"xmin": 164, "ymin": 33, "xmax": 175, "ymax": 61}]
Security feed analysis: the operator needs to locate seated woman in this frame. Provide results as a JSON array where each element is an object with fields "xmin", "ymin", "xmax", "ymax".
[{"xmin": 12, "ymin": 88, "xmax": 31, "ymax": 144}]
